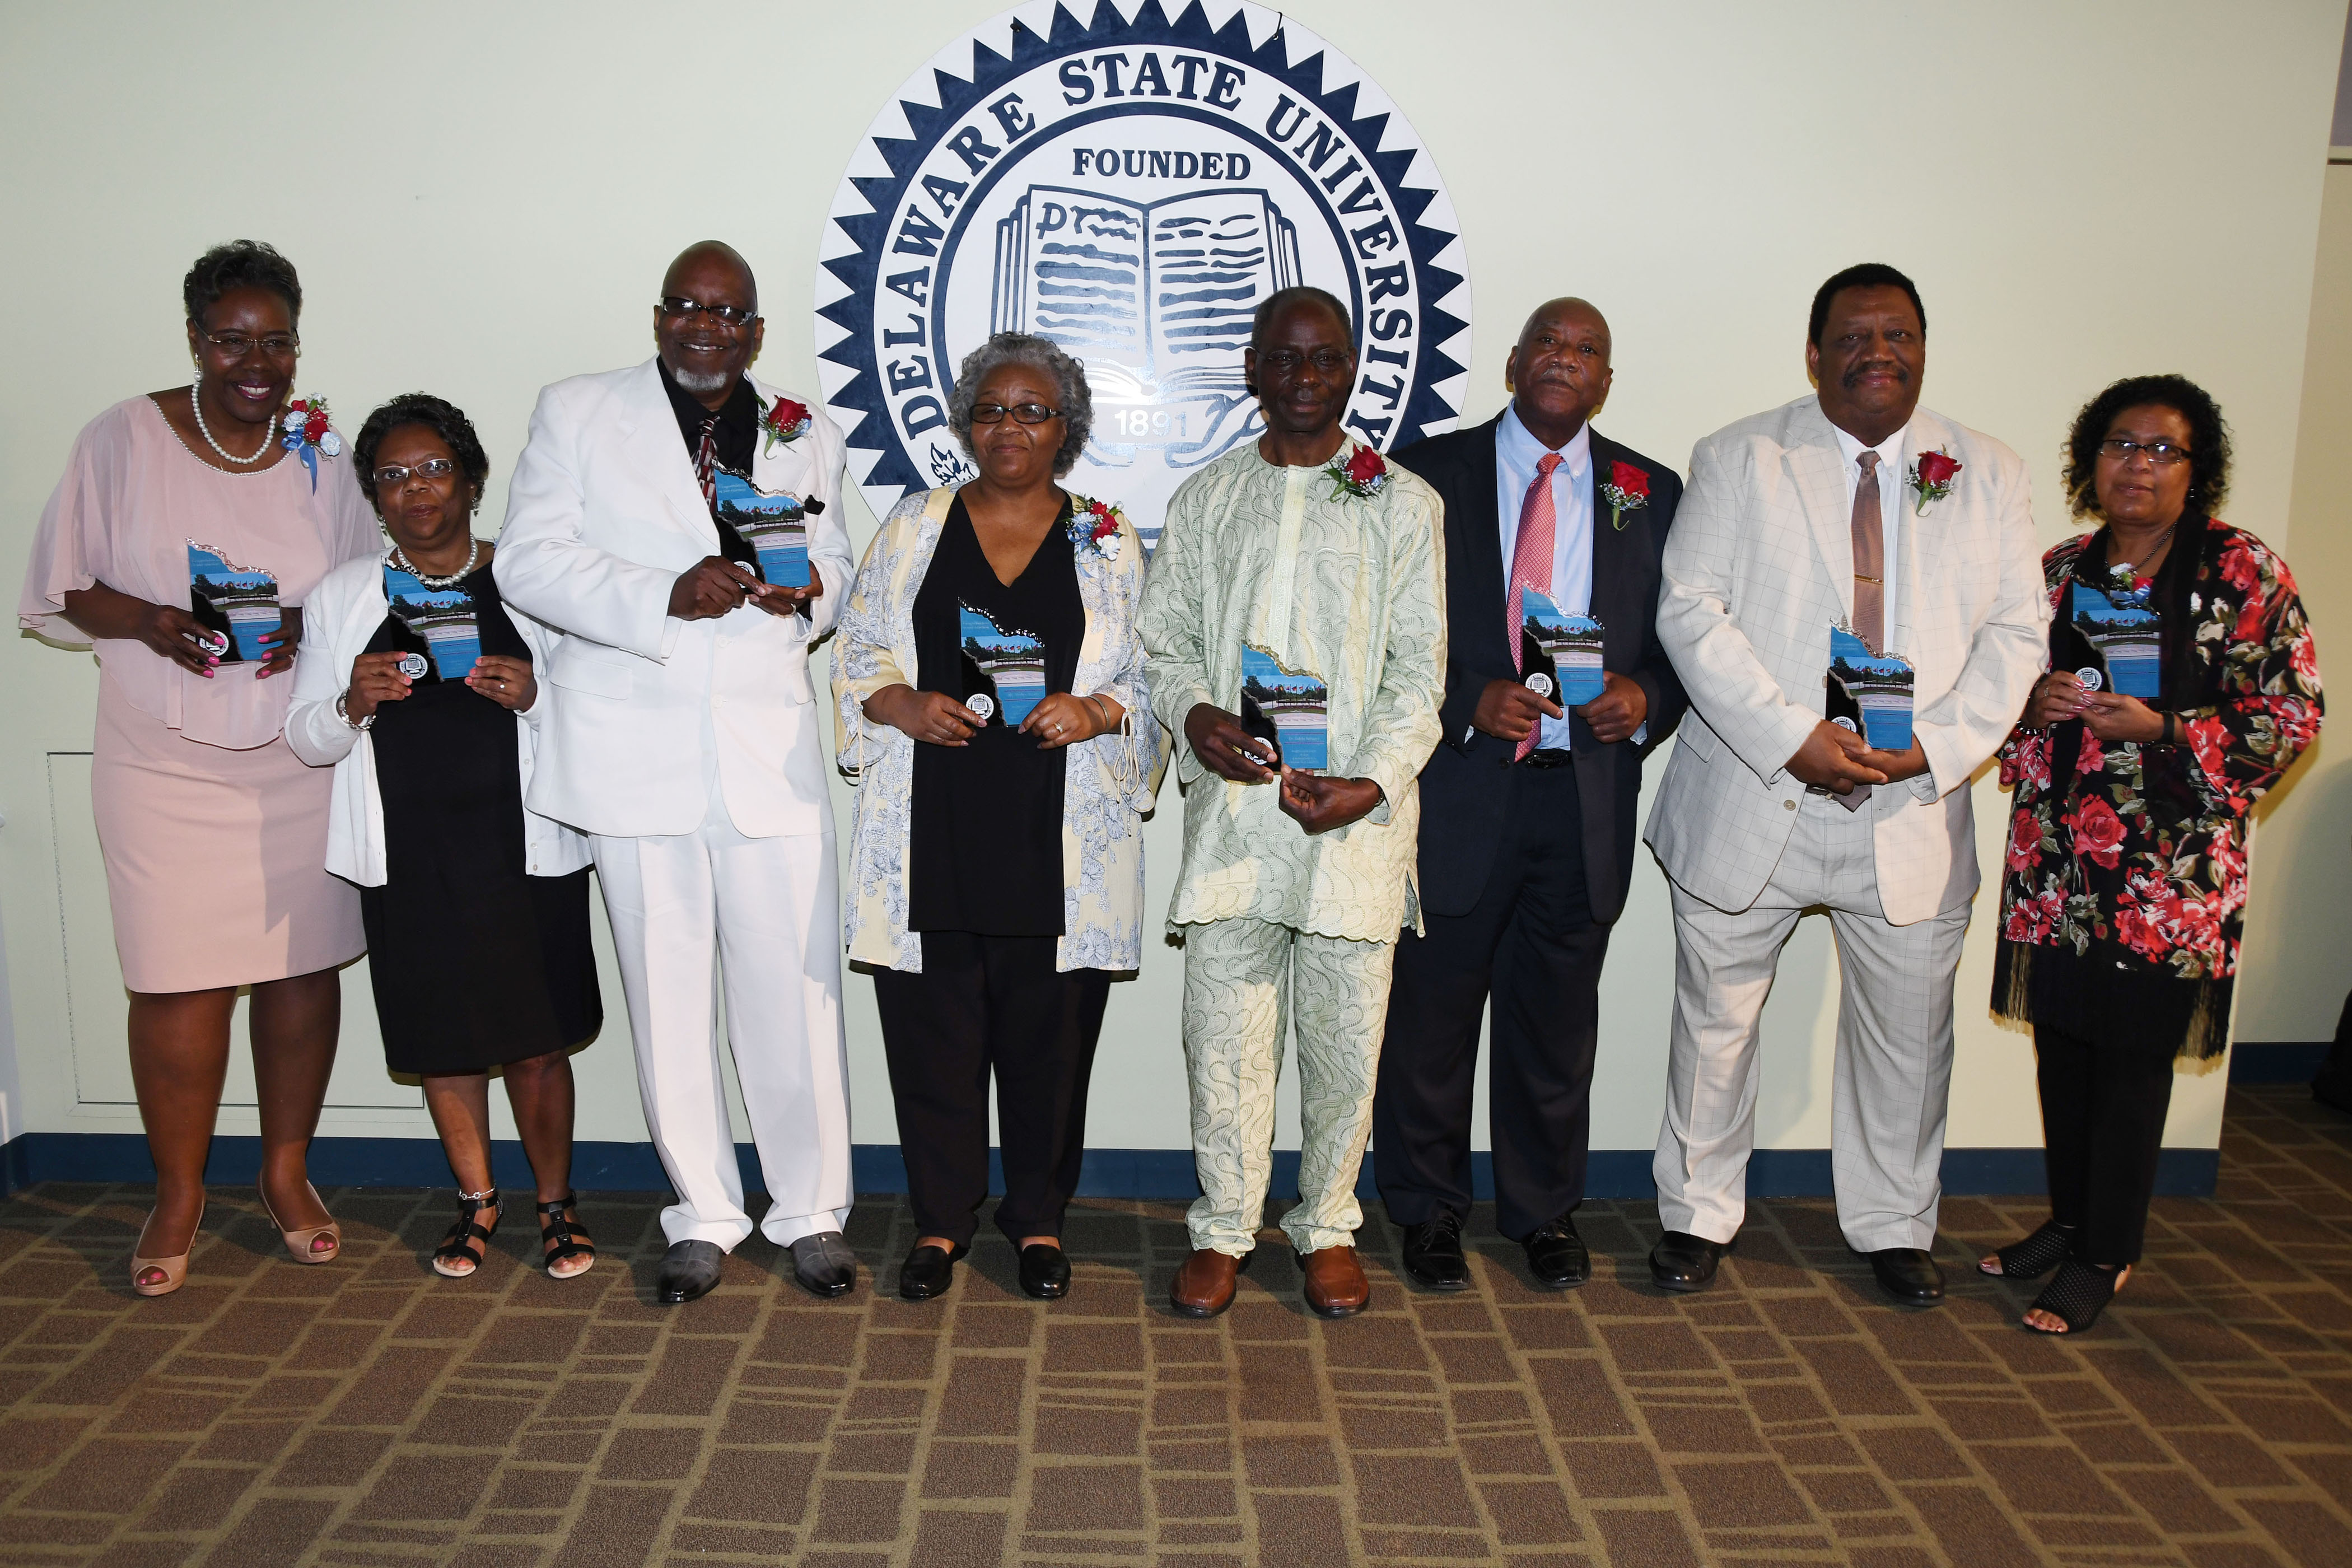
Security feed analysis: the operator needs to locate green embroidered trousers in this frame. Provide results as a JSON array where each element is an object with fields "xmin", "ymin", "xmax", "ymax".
[{"xmin": 1179, "ymin": 917, "xmax": 1398, "ymax": 1256}]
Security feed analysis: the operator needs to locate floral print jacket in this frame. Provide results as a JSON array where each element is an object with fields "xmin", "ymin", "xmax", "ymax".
[
  {"xmin": 832, "ymin": 486, "xmax": 1166, "ymax": 974},
  {"xmin": 1996, "ymin": 521, "xmax": 2321, "ymax": 986}
]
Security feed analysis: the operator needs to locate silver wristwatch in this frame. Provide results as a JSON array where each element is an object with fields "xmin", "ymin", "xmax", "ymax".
[{"xmin": 336, "ymin": 689, "xmax": 376, "ymax": 732}]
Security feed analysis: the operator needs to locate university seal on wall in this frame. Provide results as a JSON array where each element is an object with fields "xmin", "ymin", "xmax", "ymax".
[{"xmin": 817, "ymin": 0, "xmax": 1471, "ymax": 550}]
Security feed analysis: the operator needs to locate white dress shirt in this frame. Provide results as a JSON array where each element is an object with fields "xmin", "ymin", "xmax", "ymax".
[
  {"xmin": 1495, "ymin": 405, "xmax": 1592, "ymax": 752},
  {"xmin": 1830, "ymin": 418, "xmax": 1908, "ymax": 651}
]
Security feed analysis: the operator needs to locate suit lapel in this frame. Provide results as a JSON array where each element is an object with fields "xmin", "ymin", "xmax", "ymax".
[
  {"xmin": 623, "ymin": 358, "xmax": 721, "ymax": 546},
  {"xmin": 1463, "ymin": 414, "xmax": 1506, "ymax": 661},
  {"xmin": 1891, "ymin": 409, "xmax": 1950, "ymax": 659},
  {"xmin": 1586, "ymin": 430, "xmax": 1637, "ymax": 664},
  {"xmin": 1788, "ymin": 398, "xmax": 1855, "ymax": 624}
]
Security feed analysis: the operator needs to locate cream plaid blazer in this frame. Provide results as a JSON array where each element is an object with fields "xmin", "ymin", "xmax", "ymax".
[{"xmin": 1643, "ymin": 395, "xmax": 2047, "ymax": 926}]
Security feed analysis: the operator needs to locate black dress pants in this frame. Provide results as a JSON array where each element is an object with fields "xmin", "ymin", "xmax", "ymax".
[
  {"xmin": 872, "ymin": 931, "xmax": 1112, "ymax": 1248},
  {"xmin": 1374, "ymin": 762, "xmax": 1612, "ymax": 1240},
  {"xmin": 2033, "ymin": 1013, "xmax": 2177, "ymax": 1266}
]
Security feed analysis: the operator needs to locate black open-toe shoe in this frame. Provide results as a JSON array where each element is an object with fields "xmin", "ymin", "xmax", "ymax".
[
  {"xmin": 2024, "ymin": 1260, "xmax": 2127, "ymax": 1334},
  {"xmin": 432, "ymin": 1189, "xmax": 498, "ymax": 1279},
  {"xmin": 898, "ymin": 1242, "xmax": 969, "ymax": 1301},
  {"xmin": 538, "ymin": 1194, "xmax": 595, "ymax": 1280},
  {"xmin": 1980, "ymin": 1219, "xmax": 2078, "ymax": 1280}
]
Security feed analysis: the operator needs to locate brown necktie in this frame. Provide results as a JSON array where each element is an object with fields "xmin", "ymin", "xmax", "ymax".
[
  {"xmin": 694, "ymin": 417, "xmax": 720, "ymax": 515},
  {"xmin": 1832, "ymin": 451, "xmax": 1883, "ymax": 812}
]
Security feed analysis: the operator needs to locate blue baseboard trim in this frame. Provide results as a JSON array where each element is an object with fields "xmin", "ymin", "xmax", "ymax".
[
  {"xmin": 0, "ymin": 1132, "xmax": 2218, "ymax": 1201},
  {"xmin": 2229, "ymin": 1041, "xmax": 2330, "ymax": 1084}
]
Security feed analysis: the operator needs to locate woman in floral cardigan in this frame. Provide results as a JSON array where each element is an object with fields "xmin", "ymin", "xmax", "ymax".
[{"xmin": 1985, "ymin": 374, "xmax": 2321, "ymax": 1333}]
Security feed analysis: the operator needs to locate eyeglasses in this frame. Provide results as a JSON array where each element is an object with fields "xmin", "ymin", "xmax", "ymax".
[
  {"xmin": 1254, "ymin": 348, "xmax": 1352, "ymax": 374},
  {"xmin": 372, "ymin": 458, "xmax": 459, "ymax": 487},
  {"xmin": 2097, "ymin": 437, "xmax": 2192, "ymax": 466},
  {"xmin": 202, "ymin": 331, "xmax": 300, "ymax": 358},
  {"xmin": 969, "ymin": 402, "xmax": 1061, "ymax": 425},
  {"xmin": 658, "ymin": 296, "xmax": 759, "ymax": 326}
]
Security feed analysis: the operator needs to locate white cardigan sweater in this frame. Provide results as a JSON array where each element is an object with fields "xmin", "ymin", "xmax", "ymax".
[{"xmin": 285, "ymin": 550, "xmax": 592, "ymax": 888}]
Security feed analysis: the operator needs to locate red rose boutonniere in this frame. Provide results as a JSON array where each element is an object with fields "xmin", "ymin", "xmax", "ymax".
[
  {"xmin": 1066, "ymin": 496, "xmax": 1126, "ymax": 563},
  {"xmin": 761, "ymin": 396, "xmax": 812, "ymax": 457},
  {"xmin": 1323, "ymin": 442, "xmax": 1388, "ymax": 501},
  {"xmin": 280, "ymin": 397, "xmax": 341, "ymax": 493},
  {"xmin": 1599, "ymin": 460, "xmax": 1650, "ymax": 530},
  {"xmin": 1907, "ymin": 447, "xmax": 1961, "ymax": 515}
]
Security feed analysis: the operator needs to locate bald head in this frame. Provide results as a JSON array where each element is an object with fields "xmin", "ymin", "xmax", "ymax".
[
  {"xmin": 1506, "ymin": 296, "xmax": 1612, "ymax": 448},
  {"xmin": 655, "ymin": 241, "xmax": 764, "ymax": 409},
  {"xmin": 662, "ymin": 241, "xmax": 757, "ymax": 312}
]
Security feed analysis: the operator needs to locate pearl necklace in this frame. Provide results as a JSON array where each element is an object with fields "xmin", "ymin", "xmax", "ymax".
[
  {"xmin": 189, "ymin": 386, "xmax": 276, "ymax": 465},
  {"xmin": 390, "ymin": 536, "xmax": 481, "ymax": 589}
]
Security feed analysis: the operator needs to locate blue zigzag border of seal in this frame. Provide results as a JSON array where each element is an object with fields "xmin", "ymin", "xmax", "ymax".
[{"xmin": 818, "ymin": 0, "xmax": 1469, "ymax": 501}]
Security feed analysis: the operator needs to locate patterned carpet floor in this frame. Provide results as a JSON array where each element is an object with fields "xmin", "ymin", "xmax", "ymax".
[{"xmin": 0, "ymin": 1084, "xmax": 2347, "ymax": 1567}]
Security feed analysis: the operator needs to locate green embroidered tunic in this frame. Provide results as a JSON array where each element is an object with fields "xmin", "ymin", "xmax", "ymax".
[{"xmin": 1138, "ymin": 440, "xmax": 1448, "ymax": 942}]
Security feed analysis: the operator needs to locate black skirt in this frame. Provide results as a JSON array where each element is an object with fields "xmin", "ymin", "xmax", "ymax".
[{"xmin": 360, "ymin": 566, "xmax": 600, "ymax": 1075}]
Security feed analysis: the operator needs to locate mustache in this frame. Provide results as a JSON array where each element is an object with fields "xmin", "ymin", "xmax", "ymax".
[{"xmin": 1842, "ymin": 360, "xmax": 1908, "ymax": 389}]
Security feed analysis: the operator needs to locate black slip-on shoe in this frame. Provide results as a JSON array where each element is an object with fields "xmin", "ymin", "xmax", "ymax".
[
  {"xmin": 656, "ymin": 1239, "xmax": 726, "ymax": 1304},
  {"xmin": 1018, "ymin": 1243, "xmax": 1071, "ymax": 1300},
  {"xmin": 1649, "ymin": 1230, "xmax": 1733, "ymax": 1294},
  {"xmin": 898, "ymin": 1242, "xmax": 969, "ymax": 1301}
]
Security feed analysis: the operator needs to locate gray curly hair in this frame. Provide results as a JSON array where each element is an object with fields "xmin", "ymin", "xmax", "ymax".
[{"xmin": 946, "ymin": 332, "xmax": 1093, "ymax": 477}]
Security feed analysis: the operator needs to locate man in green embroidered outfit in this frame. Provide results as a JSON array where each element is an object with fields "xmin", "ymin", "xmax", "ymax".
[{"xmin": 1138, "ymin": 287, "xmax": 1447, "ymax": 1320}]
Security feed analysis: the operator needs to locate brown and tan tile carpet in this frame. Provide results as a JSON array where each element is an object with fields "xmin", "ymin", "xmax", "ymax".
[{"xmin": 1, "ymin": 1084, "xmax": 2348, "ymax": 1567}]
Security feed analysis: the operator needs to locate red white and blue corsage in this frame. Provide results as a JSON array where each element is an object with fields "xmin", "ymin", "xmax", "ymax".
[
  {"xmin": 761, "ymin": 396, "xmax": 812, "ymax": 457},
  {"xmin": 1067, "ymin": 496, "xmax": 1126, "ymax": 563},
  {"xmin": 281, "ymin": 398, "xmax": 342, "ymax": 492}
]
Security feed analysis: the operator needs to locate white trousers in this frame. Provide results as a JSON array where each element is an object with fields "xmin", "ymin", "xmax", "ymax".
[
  {"xmin": 1653, "ymin": 793, "xmax": 1972, "ymax": 1252},
  {"xmin": 592, "ymin": 780, "xmax": 851, "ymax": 1250}
]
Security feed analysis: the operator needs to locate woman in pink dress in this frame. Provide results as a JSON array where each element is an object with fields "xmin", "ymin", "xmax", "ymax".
[{"xmin": 18, "ymin": 241, "xmax": 378, "ymax": 1296}]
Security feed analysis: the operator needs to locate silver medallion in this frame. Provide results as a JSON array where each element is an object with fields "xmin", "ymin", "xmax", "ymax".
[
  {"xmin": 1831, "ymin": 716, "xmax": 1860, "ymax": 733},
  {"xmin": 2075, "ymin": 667, "xmax": 2103, "ymax": 692},
  {"xmin": 967, "ymin": 692, "xmax": 996, "ymax": 722},
  {"xmin": 194, "ymin": 629, "xmax": 228, "ymax": 656},
  {"xmin": 397, "ymin": 653, "xmax": 428, "ymax": 680},
  {"xmin": 1524, "ymin": 671, "xmax": 1555, "ymax": 698}
]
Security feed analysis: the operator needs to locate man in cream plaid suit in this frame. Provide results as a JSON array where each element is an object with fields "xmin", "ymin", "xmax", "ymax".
[{"xmin": 1643, "ymin": 264, "xmax": 2047, "ymax": 1305}]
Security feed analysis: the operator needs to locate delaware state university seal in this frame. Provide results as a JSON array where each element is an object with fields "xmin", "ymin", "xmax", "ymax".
[{"xmin": 817, "ymin": 0, "xmax": 1471, "ymax": 550}]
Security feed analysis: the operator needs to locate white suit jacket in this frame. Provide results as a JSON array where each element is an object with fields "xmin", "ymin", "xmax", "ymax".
[
  {"xmin": 493, "ymin": 360, "xmax": 852, "ymax": 840},
  {"xmin": 285, "ymin": 552, "xmax": 591, "ymax": 886},
  {"xmin": 1644, "ymin": 395, "xmax": 2047, "ymax": 926}
]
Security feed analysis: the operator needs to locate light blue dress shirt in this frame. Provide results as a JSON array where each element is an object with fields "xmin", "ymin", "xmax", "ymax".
[{"xmin": 1494, "ymin": 405, "xmax": 1592, "ymax": 752}]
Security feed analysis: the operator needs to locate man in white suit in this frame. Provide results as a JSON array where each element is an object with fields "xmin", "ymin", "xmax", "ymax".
[
  {"xmin": 496, "ymin": 241, "xmax": 858, "ymax": 1304},
  {"xmin": 1644, "ymin": 263, "xmax": 2046, "ymax": 1305}
]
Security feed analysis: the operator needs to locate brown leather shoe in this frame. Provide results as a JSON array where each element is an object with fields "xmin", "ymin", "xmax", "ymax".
[
  {"xmin": 1170, "ymin": 1248, "xmax": 1244, "ymax": 1318},
  {"xmin": 1300, "ymin": 1245, "xmax": 1370, "ymax": 1318}
]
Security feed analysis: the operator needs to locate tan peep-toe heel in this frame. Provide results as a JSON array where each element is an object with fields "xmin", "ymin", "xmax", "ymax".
[
  {"xmin": 130, "ymin": 1203, "xmax": 203, "ymax": 1297},
  {"xmin": 261, "ymin": 1180, "xmax": 341, "ymax": 1265}
]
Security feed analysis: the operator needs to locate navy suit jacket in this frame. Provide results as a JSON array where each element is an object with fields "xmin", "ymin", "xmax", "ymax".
[{"xmin": 1392, "ymin": 414, "xmax": 1686, "ymax": 924}]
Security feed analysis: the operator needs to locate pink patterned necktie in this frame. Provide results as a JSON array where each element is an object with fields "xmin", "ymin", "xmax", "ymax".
[{"xmin": 1509, "ymin": 452, "xmax": 1562, "ymax": 761}]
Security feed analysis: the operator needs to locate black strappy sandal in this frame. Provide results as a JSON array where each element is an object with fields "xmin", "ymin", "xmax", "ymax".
[
  {"xmin": 1980, "ymin": 1219, "xmax": 2078, "ymax": 1280},
  {"xmin": 432, "ymin": 1188, "xmax": 498, "ymax": 1278},
  {"xmin": 2024, "ymin": 1260, "xmax": 2129, "ymax": 1334},
  {"xmin": 538, "ymin": 1194, "xmax": 595, "ymax": 1280}
]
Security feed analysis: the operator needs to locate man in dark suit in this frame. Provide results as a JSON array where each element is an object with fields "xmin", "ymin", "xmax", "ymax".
[{"xmin": 1373, "ymin": 297, "xmax": 1684, "ymax": 1290}]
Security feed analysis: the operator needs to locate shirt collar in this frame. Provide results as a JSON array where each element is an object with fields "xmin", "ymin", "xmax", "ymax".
[
  {"xmin": 1829, "ymin": 415, "xmax": 1910, "ymax": 475},
  {"xmin": 1498, "ymin": 403, "xmax": 1592, "ymax": 477},
  {"xmin": 656, "ymin": 357, "xmax": 759, "ymax": 445}
]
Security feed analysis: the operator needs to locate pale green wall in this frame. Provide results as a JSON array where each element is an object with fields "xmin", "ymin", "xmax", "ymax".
[{"xmin": 1, "ymin": 1, "xmax": 2344, "ymax": 1160}]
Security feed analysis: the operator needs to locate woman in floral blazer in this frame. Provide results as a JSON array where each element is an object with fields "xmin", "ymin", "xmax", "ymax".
[
  {"xmin": 832, "ymin": 333, "xmax": 1164, "ymax": 1305},
  {"xmin": 1985, "ymin": 375, "xmax": 2321, "ymax": 1333}
]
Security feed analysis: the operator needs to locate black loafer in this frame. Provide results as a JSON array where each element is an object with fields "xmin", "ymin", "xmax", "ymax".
[
  {"xmin": 1018, "ymin": 1243, "xmax": 1071, "ymax": 1300},
  {"xmin": 898, "ymin": 1242, "xmax": 968, "ymax": 1301},
  {"xmin": 656, "ymin": 1239, "xmax": 726, "ymax": 1304},
  {"xmin": 1649, "ymin": 1230, "xmax": 1733, "ymax": 1294},
  {"xmin": 1399, "ymin": 1211, "xmax": 1471, "ymax": 1292},
  {"xmin": 1866, "ymin": 1247, "xmax": 1945, "ymax": 1306},
  {"xmin": 1523, "ymin": 1214, "xmax": 1590, "ymax": 1289}
]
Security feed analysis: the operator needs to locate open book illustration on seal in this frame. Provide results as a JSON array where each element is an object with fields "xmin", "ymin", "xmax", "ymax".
[
  {"xmin": 713, "ymin": 471, "xmax": 812, "ymax": 589},
  {"xmin": 384, "ymin": 564, "xmax": 482, "ymax": 680},
  {"xmin": 1519, "ymin": 589, "xmax": 1606, "ymax": 709},
  {"xmin": 186, "ymin": 541, "xmax": 280, "ymax": 663},
  {"xmin": 1826, "ymin": 624, "xmax": 1915, "ymax": 753},
  {"xmin": 958, "ymin": 604, "xmax": 1047, "ymax": 728},
  {"xmin": 1239, "ymin": 644, "xmax": 1329, "ymax": 772},
  {"xmin": 2070, "ymin": 575, "xmax": 2162, "ymax": 699}
]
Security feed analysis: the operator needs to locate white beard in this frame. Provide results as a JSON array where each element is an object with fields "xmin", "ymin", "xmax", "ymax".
[{"xmin": 670, "ymin": 364, "xmax": 730, "ymax": 395}]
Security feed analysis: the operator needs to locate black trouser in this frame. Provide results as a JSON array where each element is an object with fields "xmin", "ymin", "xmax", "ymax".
[
  {"xmin": 1374, "ymin": 762, "xmax": 1611, "ymax": 1241},
  {"xmin": 2033, "ymin": 1014, "xmax": 2177, "ymax": 1266},
  {"xmin": 872, "ymin": 931, "xmax": 1112, "ymax": 1248}
]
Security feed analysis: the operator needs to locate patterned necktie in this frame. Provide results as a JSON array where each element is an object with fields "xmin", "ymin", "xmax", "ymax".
[
  {"xmin": 1835, "ymin": 450, "xmax": 1884, "ymax": 811},
  {"xmin": 693, "ymin": 416, "xmax": 720, "ymax": 515},
  {"xmin": 1509, "ymin": 452, "xmax": 1562, "ymax": 761}
]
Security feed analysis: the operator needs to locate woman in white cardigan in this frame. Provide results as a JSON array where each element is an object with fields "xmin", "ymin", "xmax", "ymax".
[{"xmin": 287, "ymin": 395, "xmax": 600, "ymax": 1281}]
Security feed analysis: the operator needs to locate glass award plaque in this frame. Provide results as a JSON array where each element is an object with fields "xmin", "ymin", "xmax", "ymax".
[
  {"xmin": 186, "ymin": 540, "xmax": 281, "ymax": 663},
  {"xmin": 384, "ymin": 565, "xmax": 482, "ymax": 680},
  {"xmin": 958, "ymin": 604, "xmax": 1047, "ymax": 727},
  {"xmin": 1826, "ymin": 624, "xmax": 1915, "ymax": 752},
  {"xmin": 1520, "ymin": 588, "xmax": 1606, "ymax": 709},
  {"xmin": 713, "ymin": 470, "xmax": 812, "ymax": 587},
  {"xmin": 2070, "ymin": 574, "xmax": 2161, "ymax": 699},
  {"xmin": 1239, "ymin": 643, "xmax": 1329, "ymax": 772}
]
